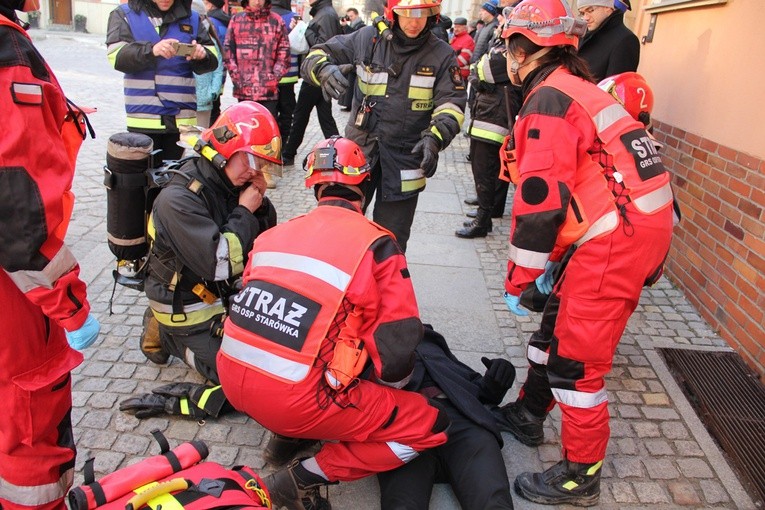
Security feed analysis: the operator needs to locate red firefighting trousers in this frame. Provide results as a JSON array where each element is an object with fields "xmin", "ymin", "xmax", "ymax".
[
  {"xmin": 217, "ymin": 354, "xmax": 448, "ymax": 481},
  {"xmin": 520, "ymin": 203, "xmax": 673, "ymax": 464},
  {"xmin": 0, "ymin": 271, "xmax": 82, "ymax": 510}
]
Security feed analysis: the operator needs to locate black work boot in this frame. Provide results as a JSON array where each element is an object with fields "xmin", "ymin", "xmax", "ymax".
[
  {"xmin": 514, "ymin": 458, "xmax": 602, "ymax": 507},
  {"xmin": 496, "ymin": 400, "xmax": 545, "ymax": 446},
  {"xmin": 263, "ymin": 434, "xmax": 319, "ymax": 466},
  {"xmin": 456, "ymin": 209, "xmax": 492, "ymax": 238},
  {"xmin": 139, "ymin": 307, "xmax": 169, "ymax": 365},
  {"xmin": 263, "ymin": 459, "xmax": 332, "ymax": 510}
]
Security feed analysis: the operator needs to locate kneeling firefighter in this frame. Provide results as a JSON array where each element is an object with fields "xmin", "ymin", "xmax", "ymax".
[
  {"xmin": 120, "ymin": 101, "xmax": 280, "ymax": 420},
  {"xmin": 216, "ymin": 136, "xmax": 450, "ymax": 510}
]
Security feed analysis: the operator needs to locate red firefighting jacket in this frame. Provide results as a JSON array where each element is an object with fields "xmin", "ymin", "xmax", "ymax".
[
  {"xmin": 450, "ymin": 31, "xmax": 474, "ymax": 79},
  {"xmin": 220, "ymin": 199, "xmax": 423, "ymax": 387},
  {"xmin": 0, "ymin": 14, "xmax": 90, "ymax": 333},
  {"xmin": 506, "ymin": 67, "xmax": 673, "ymax": 296}
]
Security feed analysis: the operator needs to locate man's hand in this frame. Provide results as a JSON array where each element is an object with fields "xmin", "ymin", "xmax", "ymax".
[
  {"xmin": 239, "ymin": 183, "xmax": 264, "ymax": 213},
  {"xmin": 481, "ymin": 356, "xmax": 516, "ymax": 396},
  {"xmin": 153, "ymin": 38, "xmax": 179, "ymax": 59},
  {"xmin": 317, "ymin": 63, "xmax": 354, "ymax": 101},
  {"xmin": 503, "ymin": 291, "xmax": 528, "ymax": 316},
  {"xmin": 411, "ymin": 134, "xmax": 440, "ymax": 177},
  {"xmin": 187, "ymin": 40, "xmax": 207, "ymax": 61}
]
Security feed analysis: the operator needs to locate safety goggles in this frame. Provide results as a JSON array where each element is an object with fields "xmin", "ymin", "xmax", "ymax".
[{"xmin": 245, "ymin": 152, "xmax": 282, "ymax": 176}]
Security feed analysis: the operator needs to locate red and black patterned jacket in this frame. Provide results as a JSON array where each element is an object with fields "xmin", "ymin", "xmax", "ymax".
[{"xmin": 223, "ymin": 6, "xmax": 290, "ymax": 102}]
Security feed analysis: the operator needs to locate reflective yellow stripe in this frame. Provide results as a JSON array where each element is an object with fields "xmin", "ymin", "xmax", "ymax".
[
  {"xmin": 306, "ymin": 50, "xmax": 328, "ymax": 86},
  {"xmin": 408, "ymin": 86, "xmax": 433, "ymax": 100},
  {"xmin": 222, "ymin": 231, "xmax": 244, "ymax": 276},
  {"xmin": 180, "ymin": 398, "xmax": 190, "ymax": 415},
  {"xmin": 196, "ymin": 385, "xmax": 221, "ymax": 410},
  {"xmin": 467, "ymin": 125, "xmax": 506, "ymax": 144},
  {"xmin": 562, "ymin": 480, "xmax": 579, "ymax": 490},
  {"xmin": 357, "ymin": 66, "xmax": 388, "ymax": 96},
  {"xmin": 279, "ymin": 75, "xmax": 299, "ymax": 84},
  {"xmin": 429, "ymin": 125, "xmax": 443, "ymax": 142},
  {"xmin": 401, "ymin": 177, "xmax": 426, "ymax": 193},
  {"xmin": 147, "ymin": 214, "xmax": 156, "ymax": 241},
  {"xmin": 359, "ymin": 81, "xmax": 387, "ymax": 96},
  {"xmin": 127, "ymin": 116, "xmax": 166, "ymax": 130},
  {"xmin": 586, "ymin": 461, "xmax": 603, "ymax": 476},
  {"xmin": 433, "ymin": 103, "xmax": 465, "ymax": 127},
  {"xmin": 151, "ymin": 303, "xmax": 225, "ymax": 326},
  {"xmin": 107, "ymin": 42, "xmax": 125, "ymax": 68}
]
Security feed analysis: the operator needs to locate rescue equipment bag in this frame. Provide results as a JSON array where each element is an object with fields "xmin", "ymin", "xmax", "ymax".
[{"xmin": 68, "ymin": 430, "xmax": 271, "ymax": 510}]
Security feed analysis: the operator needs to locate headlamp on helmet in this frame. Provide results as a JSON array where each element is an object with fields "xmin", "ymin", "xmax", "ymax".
[{"xmin": 304, "ymin": 136, "xmax": 370, "ymax": 188}]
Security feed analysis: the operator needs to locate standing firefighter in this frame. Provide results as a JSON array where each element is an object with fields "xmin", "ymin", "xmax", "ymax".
[
  {"xmin": 217, "ymin": 136, "xmax": 449, "ymax": 510},
  {"xmin": 119, "ymin": 101, "xmax": 279, "ymax": 421},
  {"xmin": 495, "ymin": 0, "xmax": 674, "ymax": 506},
  {"xmin": 0, "ymin": 1, "xmax": 101, "ymax": 508},
  {"xmin": 300, "ymin": 0, "xmax": 466, "ymax": 252}
]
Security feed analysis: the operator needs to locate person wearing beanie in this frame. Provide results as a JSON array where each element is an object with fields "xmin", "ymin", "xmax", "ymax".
[
  {"xmin": 577, "ymin": 0, "xmax": 639, "ymax": 81},
  {"xmin": 450, "ymin": 16, "xmax": 474, "ymax": 79},
  {"xmin": 470, "ymin": 0, "xmax": 499, "ymax": 63}
]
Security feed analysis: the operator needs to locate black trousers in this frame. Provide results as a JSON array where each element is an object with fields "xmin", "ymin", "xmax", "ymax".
[
  {"xmin": 282, "ymin": 83, "xmax": 338, "ymax": 158},
  {"xmin": 470, "ymin": 138, "xmax": 509, "ymax": 216},
  {"xmin": 157, "ymin": 315, "xmax": 223, "ymax": 384},
  {"xmin": 377, "ymin": 401, "xmax": 514, "ymax": 510},
  {"xmin": 363, "ymin": 158, "xmax": 419, "ymax": 253},
  {"xmin": 276, "ymin": 82, "xmax": 297, "ymax": 140}
]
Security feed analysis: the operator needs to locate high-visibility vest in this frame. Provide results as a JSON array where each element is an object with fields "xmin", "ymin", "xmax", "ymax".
[
  {"xmin": 120, "ymin": 4, "xmax": 198, "ymax": 130},
  {"xmin": 220, "ymin": 205, "xmax": 388, "ymax": 384}
]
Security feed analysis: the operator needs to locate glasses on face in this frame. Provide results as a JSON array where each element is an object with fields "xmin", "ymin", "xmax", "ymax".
[{"xmin": 578, "ymin": 6, "xmax": 598, "ymax": 17}]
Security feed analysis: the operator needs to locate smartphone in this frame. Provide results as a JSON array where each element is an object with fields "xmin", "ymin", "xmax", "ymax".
[{"xmin": 174, "ymin": 42, "xmax": 196, "ymax": 57}]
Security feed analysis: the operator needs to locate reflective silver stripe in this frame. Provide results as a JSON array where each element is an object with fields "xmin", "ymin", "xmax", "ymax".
[
  {"xmin": 552, "ymin": 387, "xmax": 608, "ymax": 409},
  {"xmin": 214, "ymin": 235, "xmax": 231, "ymax": 281},
  {"xmin": 127, "ymin": 112, "xmax": 162, "ymax": 119},
  {"xmin": 434, "ymin": 101, "xmax": 464, "ymax": 116},
  {"xmin": 107, "ymin": 41, "xmax": 127, "ymax": 54},
  {"xmin": 386, "ymin": 441, "xmax": 419, "ymax": 464},
  {"xmin": 221, "ymin": 333, "xmax": 311, "ymax": 382},
  {"xmin": 593, "ymin": 104, "xmax": 630, "ymax": 133},
  {"xmin": 400, "ymin": 168, "xmax": 425, "ymax": 180},
  {"xmin": 632, "ymin": 182, "xmax": 673, "ymax": 214},
  {"xmin": 356, "ymin": 65, "xmax": 388, "ymax": 85},
  {"xmin": 0, "ymin": 467, "xmax": 72, "ymax": 506},
  {"xmin": 527, "ymin": 344, "xmax": 548, "ymax": 366},
  {"xmin": 158, "ymin": 92, "xmax": 197, "ymax": 102},
  {"xmin": 478, "ymin": 55, "xmax": 494, "ymax": 83},
  {"xmin": 125, "ymin": 96, "xmax": 165, "ymax": 107},
  {"xmin": 156, "ymin": 75, "xmax": 196, "ymax": 87},
  {"xmin": 508, "ymin": 245, "xmax": 548, "ymax": 270},
  {"xmin": 5, "ymin": 245, "xmax": 77, "ymax": 293},
  {"xmin": 250, "ymin": 251, "xmax": 351, "ymax": 291},
  {"xmin": 471, "ymin": 119, "xmax": 509, "ymax": 138},
  {"xmin": 177, "ymin": 110, "xmax": 197, "ymax": 122},
  {"xmin": 124, "ymin": 78, "xmax": 155, "ymax": 89},
  {"xmin": 148, "ymin": 299, "xmax": 218, "ymax": 314},
  {"xmin": 107, "ymin": 233, "xmax": 145, "ymax": 246},
  {"xmin": 575, "ymin": 210, "xmax": 619, "ymax": 246},
  {"xmin": 410, "ymin": 75, "xmax": 435, "ymax": 88}
]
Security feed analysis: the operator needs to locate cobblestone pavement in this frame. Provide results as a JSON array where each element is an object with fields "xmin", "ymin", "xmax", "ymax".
[{"xmin": 31, "ymin": 30, "xmax": 756, "ymax": 509}]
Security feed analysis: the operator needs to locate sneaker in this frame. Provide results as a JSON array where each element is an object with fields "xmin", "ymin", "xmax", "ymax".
[
  {"xmin": 263, "ymin": 434, "xmax": 319, "ymax": 466},
  {"xmin": 514, "ymin": 459, "xmax": 602, "ymax": 507},
  {"xmin": 282, "ymin": 156, "xmax": 295, "ymax": 166},
  {"xmin": 263, "ymin": 460, "xmax": 331, "ymax": 510},
  {"xmin": 495, "ymin": 401, "xmax": 545, "ymax": 446}
]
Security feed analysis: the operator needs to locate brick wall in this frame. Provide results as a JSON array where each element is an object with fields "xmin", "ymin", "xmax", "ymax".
[{"xmin": 653, "ymin": 120, "xmax": 764, "ymax": 377}]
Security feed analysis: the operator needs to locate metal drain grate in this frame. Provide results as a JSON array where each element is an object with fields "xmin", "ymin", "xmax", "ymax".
[{"xmin": 660, "ymin": 348, "xmax": 765, "ymax": 506}]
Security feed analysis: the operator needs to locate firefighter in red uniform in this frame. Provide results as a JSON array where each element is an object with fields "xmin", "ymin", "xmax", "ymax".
[
  {"xmin": 0, "ymin": 1, "xmax": 101, "ymax": 508},
  {"xmin": 217, "ymin": 136, "xmax": 449, "ymax": 510},
  {"xmin": 494, "ymin": 0, "xmax": 674, "ymax": 506}
]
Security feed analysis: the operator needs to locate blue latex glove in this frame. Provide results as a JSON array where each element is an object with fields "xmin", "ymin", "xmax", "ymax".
[
  {"xmin": 65, "ymin": 314, "xmax": 101, "ymax": 350},
  {"xmin": 535, "ymin": 261, "xmax": 559, "ymax": 295},
  {"xmin": 503, "ymin": 292, "xmax": 528, "ymax": 316}
]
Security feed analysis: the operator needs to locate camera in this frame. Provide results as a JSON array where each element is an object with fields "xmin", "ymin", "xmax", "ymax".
[{"xmin": 341, "ymin": 15, "xmax": 350, "ymax": 21}]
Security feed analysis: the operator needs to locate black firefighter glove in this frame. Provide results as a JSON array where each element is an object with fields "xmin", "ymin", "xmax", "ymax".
[
  {"xmin": 119, "ymin": 393, "xmax": 208, "ymax": 420},
  {"xmin": 317, "ymin": 63, "xmax": 354, "ymax": 102},
  {"xmin": 254, "ymin": 195, "xmax": 277, "ymax": 232},
  {"xmin": 411, "ymin": 134, "xmax": 441, "ymax": 178},
  {"xmin": 479, "ymin": 356, "xmax": 516, "ymax": 404}
]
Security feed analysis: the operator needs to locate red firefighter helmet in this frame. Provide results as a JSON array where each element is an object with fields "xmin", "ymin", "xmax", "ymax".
[
  {"xmin": 598, "ymin": 72, "xmax": 654, "ymax": 125},
  {"xmin": 197, "ymin": 101, "xmax": 282, "ymax": 167},
  {"xmin": 304, "ymin": 136, "xmax": 370, "ymax": 188},
  {"xmin": 500, "ymin": 0, "xmax": 586, "ymax": 48},
  {"xmin": 385, "ymin": 0, "xmax": 441, "ymax": 21}
]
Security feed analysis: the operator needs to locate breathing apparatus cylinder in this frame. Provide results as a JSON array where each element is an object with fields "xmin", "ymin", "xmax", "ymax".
[{"xmin": 104, "ymin": 132, "xmax": 153, "ymax": 262}]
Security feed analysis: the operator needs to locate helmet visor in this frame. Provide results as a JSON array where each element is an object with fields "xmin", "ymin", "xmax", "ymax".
[{"xmin": 246, "ymin": 152, "xmax": 283, "ymax": 177}]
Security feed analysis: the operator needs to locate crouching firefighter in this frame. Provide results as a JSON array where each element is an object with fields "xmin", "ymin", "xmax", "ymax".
[
  {"xmin": 216, "ymin": 136, "xmax": 450, "ymax": 510},
  {"xmin": 120, "ymin": 101, "xmax": 281, "ymax": 420}
]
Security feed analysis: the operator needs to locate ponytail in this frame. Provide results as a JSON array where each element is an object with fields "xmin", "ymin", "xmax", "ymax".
[{"xmin": 507, "ymin": 35, "xmax": 596, "ymax": 83}]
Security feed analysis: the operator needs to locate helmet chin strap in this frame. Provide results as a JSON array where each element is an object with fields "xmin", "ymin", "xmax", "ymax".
[{"xmin": 509, "ymin": 46, "xmax": 553, "ymax": 84}]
